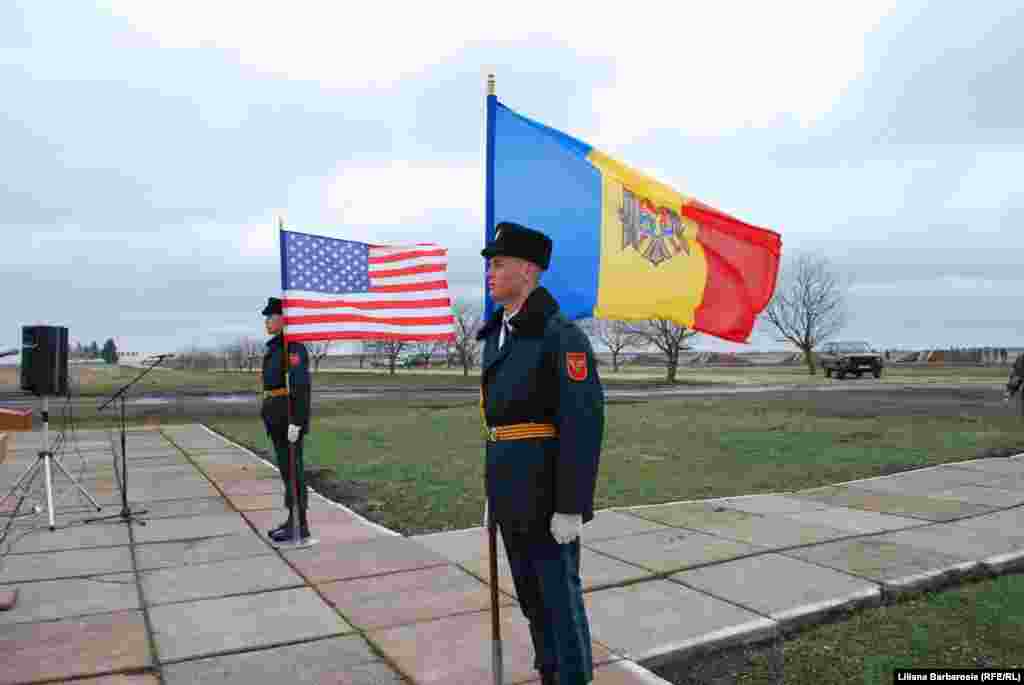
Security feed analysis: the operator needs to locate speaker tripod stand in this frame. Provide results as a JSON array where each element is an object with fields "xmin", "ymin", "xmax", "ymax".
[{"xmin": 1, "ymin": 396, "xmax": 102, "ymax": 531}]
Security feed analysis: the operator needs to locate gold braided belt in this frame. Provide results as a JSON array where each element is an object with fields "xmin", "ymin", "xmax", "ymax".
[
  {"xmin": 479, "ymin": 387, "xmax": 557, "ymax": 442},
  {"xmin": 263, "ymin": 388, "xmax": 289, "ymax": 399}
]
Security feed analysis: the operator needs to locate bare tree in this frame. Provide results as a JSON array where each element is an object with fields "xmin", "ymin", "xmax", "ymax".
[
  {"xmin": 762, "ymin": 251, "xmax": 848, "ymax": 375},
  {"xmin": 451, "ymin": 301, "xmax": 483, "ymax": 376},
  {"xmin": 238, "ymin": 336, "xmax": 261, "ymax": 372},
  {"xmin": 584, "ymin": 318, "xmax": 645, "ymax": 373},
  {"xmin": 307, "ymin": 342, "xmax": 333, "ymax": 373},
  {"xmin": 375, "ymin": 338, "xmax": 408, "ymax": 376},
  {"xmin": 624, "ymin": 319, "xmax": 697, "ymax": 383}
]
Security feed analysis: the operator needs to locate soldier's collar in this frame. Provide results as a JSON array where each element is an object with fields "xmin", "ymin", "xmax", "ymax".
[{"xmin": 506, "ymin": 287, "xmax": 558, "ymax": 337}]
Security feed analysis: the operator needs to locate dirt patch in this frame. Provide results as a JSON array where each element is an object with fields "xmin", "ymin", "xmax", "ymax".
[{"xmin": 304, "ymin": 467, "xmax": 374, "ymax": 517}]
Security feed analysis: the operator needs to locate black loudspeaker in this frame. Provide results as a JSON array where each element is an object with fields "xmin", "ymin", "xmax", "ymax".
[{"xmin": 20, "ymin": 326, "xmax": 69, "ymax": 396}]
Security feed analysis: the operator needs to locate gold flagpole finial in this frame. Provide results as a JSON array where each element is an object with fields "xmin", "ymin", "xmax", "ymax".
[{"xmin": 487, "ymin": 73, "xmax": 495, "ymax": 96}]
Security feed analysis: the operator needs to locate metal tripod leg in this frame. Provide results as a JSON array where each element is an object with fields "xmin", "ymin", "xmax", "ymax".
[
  {"xmin": 48, "ymin": 453, "xmax": 102, "ymax": 512},
  {"xmin": 1, "ymin": 456, "xmax": 44, "ymax": 510},
  {"xmin": 0, "ymin": 456, "xmax": 44, "ymax": 519}
]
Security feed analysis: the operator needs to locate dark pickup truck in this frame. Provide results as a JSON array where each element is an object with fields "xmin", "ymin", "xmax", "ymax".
[{"xmin": 817, "ymin": 341, "xmax": 884, "ymax": 379}]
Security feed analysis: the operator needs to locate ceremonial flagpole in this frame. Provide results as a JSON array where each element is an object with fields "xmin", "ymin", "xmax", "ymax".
[
  {"xmin": 483, "ymin": 71, "xmax": 504, "ymax": 685},
  {"xmin": 278, "ymin": 216, "xmax": 301, "ymax": 546}
]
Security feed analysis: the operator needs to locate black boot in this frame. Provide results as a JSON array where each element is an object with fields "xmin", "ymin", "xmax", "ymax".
[
  {"xmin": 267, "ymin": 508, "xmax": 293, "ymax": 537},
  {"xmin": 539, "ymin": 670, "xmax": 557, "ymax": 685}
]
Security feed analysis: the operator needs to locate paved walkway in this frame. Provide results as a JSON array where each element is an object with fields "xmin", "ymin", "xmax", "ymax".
[{"xmin": 1, "ymin": 425, "xmax": 1023, "ymax": 684}]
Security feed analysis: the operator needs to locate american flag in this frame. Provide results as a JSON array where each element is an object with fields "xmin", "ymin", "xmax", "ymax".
[{"xmin": 279, "ymin": 229, "xmax": 455, "ymax": 343}]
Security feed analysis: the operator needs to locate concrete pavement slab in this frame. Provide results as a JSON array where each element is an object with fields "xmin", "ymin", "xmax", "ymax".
[
  {"xmin": 0, "ymin": 546, "xmax": 134, "ymax": 583},
  {"xmin": 136, "ymin": 496, "xmax": 233, "ymax": 519},
  {"xmin": 63, "ymin": 675, "xmax": 160, "ymax": 684},
  {"xmin": 461, "ymin": 547, "xmax": 655, "ymax": 597},
  {"xmin": 0, "ymin": 573, "xmax": 140, "ymax": 625},
  {"xmin": 219, "ymin": 479, "xmax": 284, "ymax": 496},
  {"xmin": 131, "ymin": 512, "xmax": 250, "ymax": 544},
  {"xmin": 841, "ymin": 466, "xmax": 996, "ymax": 494},
  {"xmin": 931, "ymin": 485, "xmax": 1024, "ymax": 507},
  {"xmin": 582, "ymin": 510, "xmax": 673, "ymax": 543},
  {"xmin": 944, "ymin": 458, "xmax": 1024, "ymax": 475},
  {"xmin": 282, "ymin": 536, "xmax": 449, "ymax": 584},
  {"xmin": 128, "ymin": 484, "xmax": 222, "ymax": 503},
  {"xmin": 874, "ymin": 524, "xmax": 1024, "ymax": 569},
  {"xmin": 134, "ymin": 532, "xmax": 273, "ymax": 571},
  {"xmin": 586, "ymin": 660, "xmax": 678, "ymax": 685},
  {"xmin": 162, "ymin": 634, "xmax": 403, "ymax": 684},
  {"xmin": 674, "ymin": 514, "xmax": 851, "ymax": 549},
  {"xmin": 320, "ymin": 563, "xmax": 517, "ymax": 630},
  {"xmin": 226, "ymin": 494, "xmax": 281, "ymax": 511},
  {"xmin": 670, "ymin": 553, "xmax": 879, "ymax": 626},
  {"xmin": 366, "ymin": 608, "xmax": 618, "ymax": 685},
  {"xmin": 201, "ymin": 464, "xmax": 279, "ymax": 481},
  {"xmin": 149, "ymin": 587, "xmax": 353, "ymax": 662},
  {"xmin": 776, "ymin": 505, "xmax": 922, "ymax": 535},
  {"xmin": 624, "ymin": 501, "xmax": 760, "ymax": 530},
  {"xmin": 140, "ymin": 555, "xmax": 304, "ymax": 606},
  {"xmin": 585, "ymin": 529, "xmax": 762, "ymax": 574},
  {"xmin": 583, "ymin": 580, "xmax": 776, "ymax": 667},
  {"xmin": 709, "ymin": 494, "xmax": 831, "ymax": 516},
  {"xmin": 411, "ymin": 527, "xmax": 506, "ymax": 565},
  {"xmin": 783, "ymin": 537, "xmax": 977, "ymax": 596},
  {"xmin": 792, "ymin": 485, "xmax": 999, "ymax": 520},
  {"xmin": 0, "ymin": 521, "xmax": 130, "ymax": 554},
  {"xmin": 0, "ymin": 609, "xmax": 152, "ymax": 685}
]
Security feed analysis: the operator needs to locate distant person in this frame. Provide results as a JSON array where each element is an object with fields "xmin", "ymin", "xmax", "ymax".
[
  {"xmin": 261, "ymin": 297, "xmax": 313, "ymax": 543},
  {"xmin": 1006, "ymin": 352, "xmax": 1024, "ymax": 419}
]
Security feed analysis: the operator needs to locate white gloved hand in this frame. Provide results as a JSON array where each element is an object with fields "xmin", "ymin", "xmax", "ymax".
[
  {"xmin": 287, "ymin": 424, "xmax": 301, "ymax": 443},
  {"xmin": 550, "ymin": 513, "xmax": 583, "ymax": 544}
]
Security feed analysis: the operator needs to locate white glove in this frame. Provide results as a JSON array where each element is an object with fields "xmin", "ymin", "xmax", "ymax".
[
  {"xmin": 287, "ymin": 424, "xmax": 301, "ymax": 443},
  {"xmin": 550, "ymin": 513, "xmax": 583, "ymax": 544}
]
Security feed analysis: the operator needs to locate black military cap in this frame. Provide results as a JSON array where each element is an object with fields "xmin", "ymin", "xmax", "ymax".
[
  {"xmin": 261, "ymin": 297, "xmax": 283, "ymax": 316},
  {"xmin": 481, "ymin": 221, "xmax": 552, "ymax": 270}
]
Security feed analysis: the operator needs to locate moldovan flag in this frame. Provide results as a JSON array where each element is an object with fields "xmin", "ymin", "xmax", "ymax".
[{"xmin": 486, "ymin": 97, "xmax": 782, "ymax": 343}]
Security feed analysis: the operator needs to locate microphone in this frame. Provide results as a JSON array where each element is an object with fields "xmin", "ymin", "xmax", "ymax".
[{"xmin": 0, "ymin": 347, "xmax": 18, "ymax": 358}]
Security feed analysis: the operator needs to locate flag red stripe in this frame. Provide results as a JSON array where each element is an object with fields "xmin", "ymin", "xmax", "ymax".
[
  {"xmin": 683, "ymin": 202, "xmax": 781, "ymax": 343},
  {"xmin": 282, "ymin": 297, "xmax": 451, "ymax": 310},
  {"xmin": 286, "ymin": 313, "xmax": 455, "ymax": 326},
  {"xmin": 368, "ymin": 248, "xmax": 447, "ymax": 264},
  {"xmin": 368, "ymin": 263, "xmax": 447, "ymax": 278},
  {"xmin": 286, "ymin": 331, "xmax": 455, "ymax": 343},
  {"xmin": 369, "ymin": 280, "xmax": 449, "ymax": 293}
]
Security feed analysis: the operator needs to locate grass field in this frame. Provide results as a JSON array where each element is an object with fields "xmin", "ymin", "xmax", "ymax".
[
  {"xmin": 0, "ymin": 361, "xmax": 1012, "ymax": 398},
  {"xmin": 653, "ymin": 572, "xmax": 1024, "ymax": 683},
  {"xmin": 203, "ymin": 392, "xmax": 1024, "ymax": 536}
]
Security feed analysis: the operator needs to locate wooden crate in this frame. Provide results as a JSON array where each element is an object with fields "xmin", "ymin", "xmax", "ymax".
[{"xmin": 0, "ymin": 408, "xmax": 32, "ymax": 432}]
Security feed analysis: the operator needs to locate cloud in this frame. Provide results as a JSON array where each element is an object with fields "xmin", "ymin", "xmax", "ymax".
[
  {"xmin": 101, "ymin": 0, "xmax": 897, "ymax": 142},
  {"xmin": 324, "ymin": 161, "xmax": 482, "ymax": 227}
]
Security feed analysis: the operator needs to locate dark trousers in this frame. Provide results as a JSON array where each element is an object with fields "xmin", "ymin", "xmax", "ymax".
[
  {"xmin": 263, "ymin": 422, "xmax": 308, "ymax": 515},
  {"xmin": 500, "ymin": 525, "xmax": 593, "ymax": 684}
]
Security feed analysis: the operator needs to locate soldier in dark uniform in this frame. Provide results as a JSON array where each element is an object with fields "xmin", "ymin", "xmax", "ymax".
[
  {"xmin": 1006, "ymin": 352, "xmax": 1024, "ymax": 419},
  {"xmin": 260, "ymin": 297, "xmax": 313, "ymax": 542},
  {"xmin": 477, "ymin": 222, "xmax": 605, "ymax": 685}
]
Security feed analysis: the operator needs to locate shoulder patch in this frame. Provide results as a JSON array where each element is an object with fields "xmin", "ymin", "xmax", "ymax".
[
  {"xmin": 289, "ymin": 352, "xmax": 301, "ymax": 367},
  {"xmin": 566, "ymin": 352, "xmax": 588, "ymax": 381}
]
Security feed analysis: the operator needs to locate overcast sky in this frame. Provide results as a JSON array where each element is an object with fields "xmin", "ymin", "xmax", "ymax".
[{"xmin": 3, "ymin": 1, "xmax": 1022, "ymax": 357}]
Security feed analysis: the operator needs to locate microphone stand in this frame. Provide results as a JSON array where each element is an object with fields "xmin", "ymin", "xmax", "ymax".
[{"xmin": 85, "ymin": 354, "xmax": 172, "ymax": 526}]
